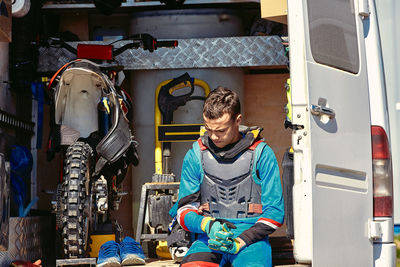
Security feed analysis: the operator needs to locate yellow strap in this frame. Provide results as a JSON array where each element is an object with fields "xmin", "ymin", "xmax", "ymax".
[{"xmin": 200, "ymin": 217, "xmax": 214, "ymax": 232}]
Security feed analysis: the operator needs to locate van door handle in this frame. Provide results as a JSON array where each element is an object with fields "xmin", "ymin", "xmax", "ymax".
[{"xmin": 310, "ymin": 104, "xmax": 336, "ymax": 119}]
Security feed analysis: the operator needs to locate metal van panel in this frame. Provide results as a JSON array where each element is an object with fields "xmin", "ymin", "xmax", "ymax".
[
  {"xmin": 315, "ymin": 165, "xmax": 368, "ymax": 192},
  {"xmin": 374, "ymin": 0, "xmax": 400, "ymax": 226},
  {"xmin": 38, "ymin": 37, "xmax": 288, "ymax": 72},
  {"xmin": 373, "ymin": 243, "xmax": 396, "ymax": 267},
  {"xmin": 364, "ymin": 0, "xmax": 390, "ymax": 131},
  {"xmin": 288, "ymin": 0, "xmax": 374, "ymax": 266},
  {"xmin": 288, "ymin": 0, "xmax": 313, "ymax": 262}
]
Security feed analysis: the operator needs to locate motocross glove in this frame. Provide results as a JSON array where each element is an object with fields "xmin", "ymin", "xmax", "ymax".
[
  {"xmin": 207, "ymin": 223, "xmax": 242, "ymax": 254},
  {"xmin": 201, "ymin": 217, "xmax": 236, "ymax": 241},
  {"xmin": 219, "ymin": 238, "xmax": 241, "ymax": 254},
  {"xmin": 207, "ymin": 225, "xmax": 235, "ymax": 250}
]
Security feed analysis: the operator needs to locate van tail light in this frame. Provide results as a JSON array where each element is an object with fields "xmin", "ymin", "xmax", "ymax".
[{"xmin": 371, "ymin": 126, "xmax": 393, "ymax": 217}]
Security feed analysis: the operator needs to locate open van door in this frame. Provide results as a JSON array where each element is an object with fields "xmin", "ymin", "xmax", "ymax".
[{"xmin": 288, "ymin": 0, "xmax": 373, "ymax": 266}]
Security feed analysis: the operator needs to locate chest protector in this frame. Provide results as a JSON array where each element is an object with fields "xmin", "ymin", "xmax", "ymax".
[{"xmin": 199, "ymin": 139, "xmax": 263, "ymax": 219}]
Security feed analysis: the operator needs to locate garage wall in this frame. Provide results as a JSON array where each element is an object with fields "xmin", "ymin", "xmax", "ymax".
[
  {"xmin": 59, "ymin": 12, "xmax": 89, "ymax": 40},
  {"xmin": 243, "ymin": 71, "xmax": 293, "ymax": 263},
  {"xmin": 0, "ymin": 43, "xmax": 15, "ymax": 114},
  {"xmin": 243, "ymin": 71, "xmax": 291, "ymax": 177}
]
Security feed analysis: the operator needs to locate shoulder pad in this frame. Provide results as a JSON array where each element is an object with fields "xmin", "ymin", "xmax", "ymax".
[
  {"xmin": 249, "ymin": 139, "xmax": 264, "ymax": 151},
  {"xmin": 197, "ymin": 138, "xmax": 207, "ymax": 151}
]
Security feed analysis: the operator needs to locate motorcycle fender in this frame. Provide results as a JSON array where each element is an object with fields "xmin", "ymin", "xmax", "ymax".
[{"xmin": 95, "ymin": 104, "xmax": 132, "ymax": 174}]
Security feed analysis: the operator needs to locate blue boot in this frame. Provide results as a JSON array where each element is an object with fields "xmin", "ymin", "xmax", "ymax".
[
  {"xmin": 119, "ymin": 237, "xmax": 145, "ymax": 265},
  {"xmin": 97, "ymin": 240, "xmax": 121, "ymax": 267}
]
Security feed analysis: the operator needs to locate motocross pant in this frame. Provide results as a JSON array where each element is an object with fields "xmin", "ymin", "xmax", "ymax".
[{"xmin": 180, "ymin": 233, "xmax": 272, "ymax": 267}]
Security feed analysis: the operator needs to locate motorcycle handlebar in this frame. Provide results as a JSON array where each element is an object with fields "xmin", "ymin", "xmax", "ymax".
[
  {"xmin": 48, "ymin": 38, "xmax": 78, "ymax": 55},
  {"xmin": 112, "ymin": 39, "xmax": 178, "ymax": 56},
  {"xmin": 155, "ymin": 40, "xmax": 178, "ymax": 48},
  {"xmin": 46, "ymin": 34, "xmax": 178, "ymax": 59},
  {"xmin": 112, "ymin": 42, "xmax": 141, "ymax": 56}
]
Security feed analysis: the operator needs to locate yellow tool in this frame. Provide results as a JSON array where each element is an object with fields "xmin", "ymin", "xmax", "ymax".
[{"xmin": 154, "ymin": 75, "xmax": 210, "ymax": 174}]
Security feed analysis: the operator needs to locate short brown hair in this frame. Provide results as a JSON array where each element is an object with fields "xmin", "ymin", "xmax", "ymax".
[{"xmin": 203, "ymin": 86, "xmax": 241, "ymax": 120}]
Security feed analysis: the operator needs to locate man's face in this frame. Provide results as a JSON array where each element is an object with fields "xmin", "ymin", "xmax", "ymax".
[{"xmin": 203, "ymin": 112, "xmax": 242, "ymax": 148}]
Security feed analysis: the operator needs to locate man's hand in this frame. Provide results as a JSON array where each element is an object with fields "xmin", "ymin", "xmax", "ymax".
[
  {"xmin": 207, "ymin": 221, "xmax": 246, "ymax": 254},
  {"xmin": 201, "ymin": 217, "xmax": 236, "ymax": 245},
  {"xmin": 208, "ymin": 227, "xmax": 234, "ymax": 250},
  {"xmin": 219, "ymin": 237, "xmax": 245, "ymax": 254},
  {"xmin": 201, "ymin": 217, "xmax": 243, "ymax": 252},
  {"xmin": 33, "ymin": 260, "xmax": 42, "ymax": 267},
  {"xmin": 209, "ymin": 236, "xmax": 245, "ymax": 254}
]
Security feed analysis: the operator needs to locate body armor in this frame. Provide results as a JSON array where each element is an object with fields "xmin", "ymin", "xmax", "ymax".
[{"xmin": 200, "ymin": 142, "xmax": 262, "ymax": 219}]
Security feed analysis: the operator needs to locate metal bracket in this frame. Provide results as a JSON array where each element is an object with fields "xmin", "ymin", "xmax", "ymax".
[
  {"xmin": 368, "ymin": 219, "xmax": 382, "ymax": 240},
  {"xmin": 55, "ymin": 258, "xmax": 96, "ymax": 267},
  {"xmin": 136, "ymin": 182, "xmax": 180, "ymax": 243}
]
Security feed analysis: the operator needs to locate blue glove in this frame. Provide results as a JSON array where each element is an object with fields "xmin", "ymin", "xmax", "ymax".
[
  {"xmin": 206, "ymin": 223, "xmax": 242, "ymax": 254},
  {"xmin": 219, "ymin": 238, "xmax": 241, "ymax": 254},
  {"xmin": 208, "ymin": 226, "xmax": 234, "ymax": 250},
  {"xmin": 201, "ymin": 218, "xmax": 236, "ymax": 246}
]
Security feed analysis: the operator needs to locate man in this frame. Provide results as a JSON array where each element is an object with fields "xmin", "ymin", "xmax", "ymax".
[{"xmin": 175, "ymin": 86, "xmax": 284, "ymax": 266}]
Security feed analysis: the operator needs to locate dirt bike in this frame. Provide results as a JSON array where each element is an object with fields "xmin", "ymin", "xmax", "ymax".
[{"xmin": 44, "ymin": 34, "xmax": 177, "ymax": 259}]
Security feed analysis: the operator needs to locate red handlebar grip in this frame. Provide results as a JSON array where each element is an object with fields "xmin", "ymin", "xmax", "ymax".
[{"xmin": 156, "ymin": 40, "xmax": 178, "ymax": 48}]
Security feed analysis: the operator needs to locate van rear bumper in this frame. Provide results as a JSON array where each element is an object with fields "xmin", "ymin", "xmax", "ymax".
[{"xmin": 373, "ymin": 243, "xmax": 396, "ymax": 267}]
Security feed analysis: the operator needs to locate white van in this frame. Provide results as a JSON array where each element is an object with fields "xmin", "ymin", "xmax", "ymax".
[
  {"xmin": 374, "ymin": 0, "xmax": 400, "ymax": 238},
  {"xmin": 285, "ymin": 0, "xmax": 397, "ymax": 266}
]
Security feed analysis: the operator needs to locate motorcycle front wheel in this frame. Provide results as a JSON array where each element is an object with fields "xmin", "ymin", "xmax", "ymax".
[{"xmin": 61, "ymin": 141, "xmax": 93, "ymax": 258}]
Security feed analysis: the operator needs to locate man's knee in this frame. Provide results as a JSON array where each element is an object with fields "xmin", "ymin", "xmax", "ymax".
[
  {"xmin": 231, "ymin": 240, "xmax": 272, "ymax": 267},
  {"xmin": 233, "ymin": 263, "xmax": 265, "ymax": 267},
  {"xmin": 181, "ymin": 251, "xmax": 222, "ymax": 267},
  {"xmin": 181, "ymin": 261, "xmax": 220, "ymax": 267}
]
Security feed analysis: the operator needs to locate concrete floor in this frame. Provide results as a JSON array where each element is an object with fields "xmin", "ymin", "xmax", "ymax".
[{"xmin": 144, "ymin": 259, "xmax": 179, "ymax": 266}]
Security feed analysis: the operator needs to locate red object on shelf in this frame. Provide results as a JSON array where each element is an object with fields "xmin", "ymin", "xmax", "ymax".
[{"xmin": 77, "ymin": 44, "xmax": 113, "ymax": 60}]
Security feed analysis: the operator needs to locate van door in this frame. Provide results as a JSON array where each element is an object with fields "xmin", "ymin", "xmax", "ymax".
[{"xmin": 288, "ymin": 0, "xmax": 373, "ymax": 266}]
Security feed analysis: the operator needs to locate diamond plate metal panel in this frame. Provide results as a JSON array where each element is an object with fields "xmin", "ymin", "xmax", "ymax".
[
  {"xmin": 0, "ymin": 217, "xmax": 54, "ymax": 266},
  {"xmin": 0, "ymin": 155, "xmax": 9, "ymax": 252},
  {"xmin": 38, "ymin": 36, "xmax": 287, "ymax": 72}
]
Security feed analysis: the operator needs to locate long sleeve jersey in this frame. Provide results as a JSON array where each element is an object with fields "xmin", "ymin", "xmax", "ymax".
[{"xmin": 174, "ymin": 137, "xmax": 284, "ymax": 246}]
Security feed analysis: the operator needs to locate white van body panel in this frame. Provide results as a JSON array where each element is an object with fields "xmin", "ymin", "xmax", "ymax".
[
  {"xmin": 363, "ymin": 2, "xmax": 395, "ymax": 265},
  {"xmin": 373, "ymin": 243, "xmax": 397, "ymax": 267},
  {"xmin": 365, "ymin": 0, "xmax": 390, "ymax": 132},
  {"xmin": 374, "ymin": 0, "xmax": 400, "ymax": 227},
  {"xmin": 288, "ymin": 0, "xmax": 374, "ymax": 266},
  {"xmin": 287, "ymin": 0, "xmax": 312, "ymax": 262}
]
